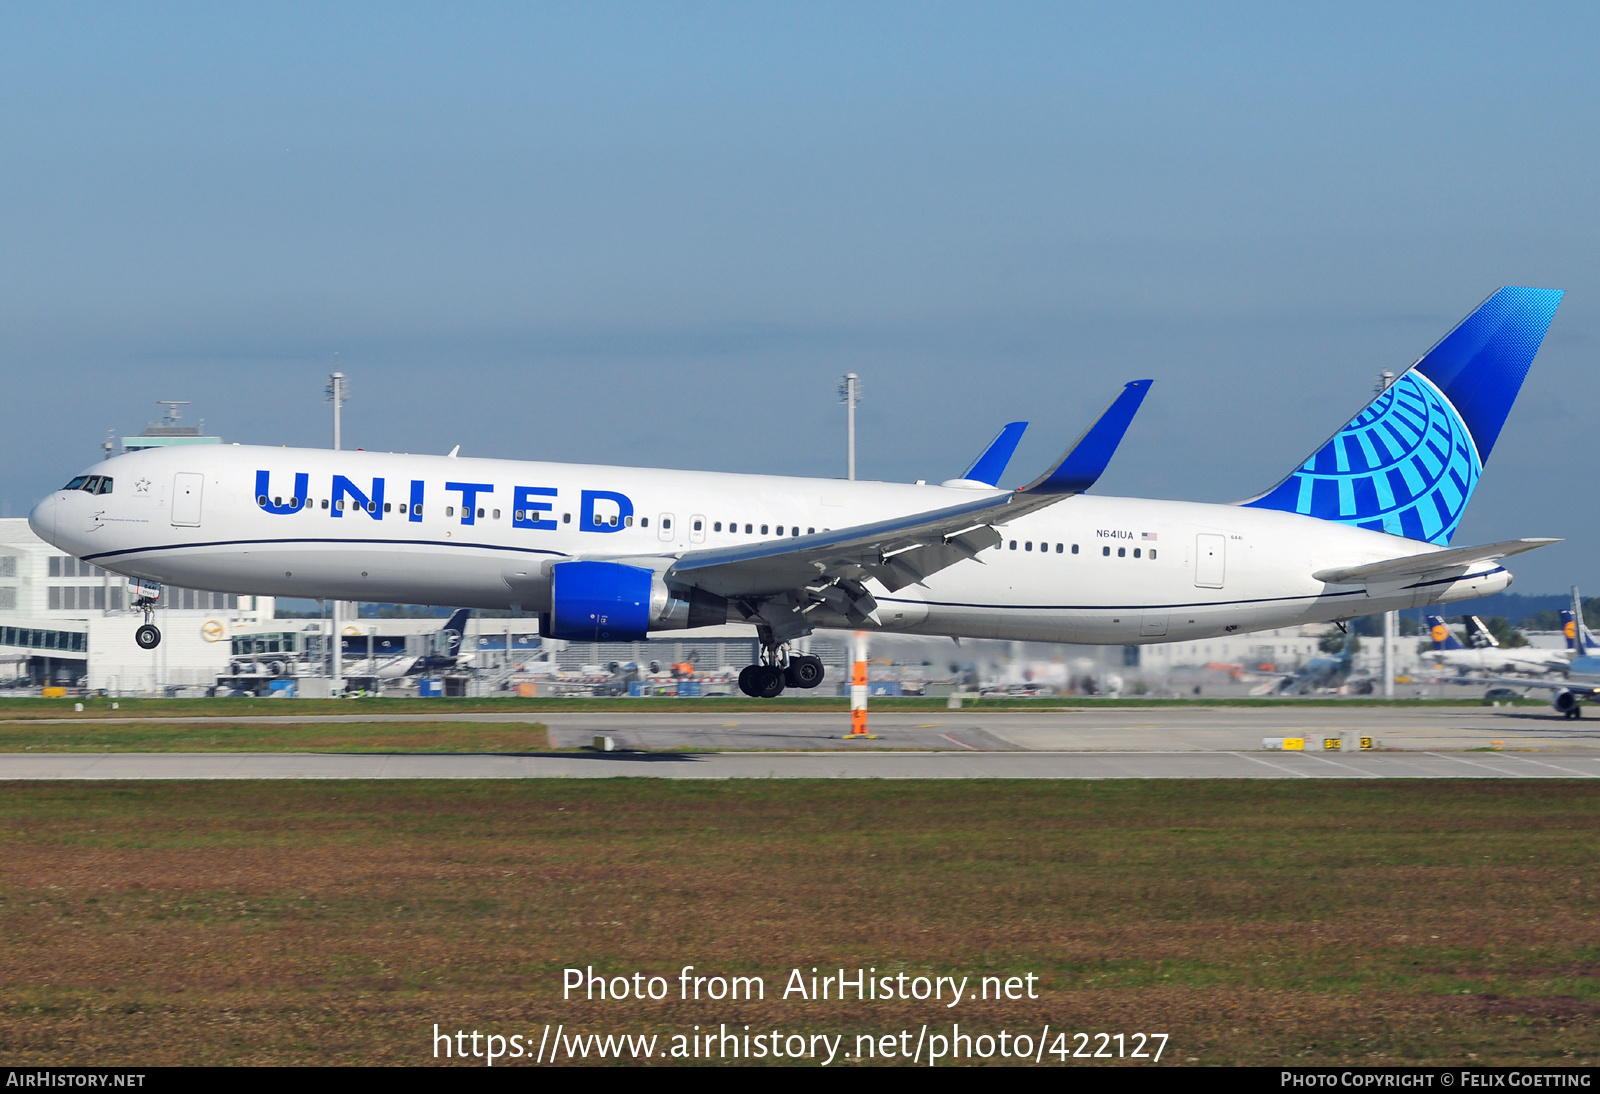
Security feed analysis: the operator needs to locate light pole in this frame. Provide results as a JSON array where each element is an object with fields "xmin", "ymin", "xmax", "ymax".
[
  {"xmin": 1375, "ymin": 370, "xmax": 1396, "ymax": 698},
  {"xmin": 838, "ymin": 373, "xmax": 860, "ymax": 480},
  {"xmin": 326, "ymin": 370, "xmax": 349, "ymax": 694}
]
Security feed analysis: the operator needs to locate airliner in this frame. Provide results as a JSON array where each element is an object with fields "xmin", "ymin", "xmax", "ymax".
[
  {"xmin": 28, "ymin": 287, "xmax": 1564, "ymax": 698},
  {"xmin": 1423, "ymin": 614, "xmax": 1568, "ymax": 675}
]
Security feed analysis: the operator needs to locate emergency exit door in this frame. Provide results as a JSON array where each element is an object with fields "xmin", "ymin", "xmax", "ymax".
[
  {"xmin": 171, "ymin": 473, "xmax": 204, "ymax": 527},
  {"xmin": 1194, "ymin": 534, "xmax": 1225, "ymax": 588}
]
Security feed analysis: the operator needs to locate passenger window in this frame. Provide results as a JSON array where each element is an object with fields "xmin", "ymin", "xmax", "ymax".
[
  {"xmin": 399, "ymin": 503, "xmax": 407, "ymax": 514},
  {"xmin": 492, "ymin": 509, "xmax": 501, "ymax": 520},
  {"xmin": 321, "ymin": 499, "xmax": 329, "ymax": 509},
  {"xmin": 745, "ymin": 524, "xmax": 752, "ymax": 534},
  {"xmin": 477, "ymin": 507, "xmax": 484, "ymax": 519},
  {"xmin": 693, "ymin": 519, "xmax": 702, "ymax": 531},
  {"xmin": 1133, "ymin": 548, "xmax": 1141, "ymax": 558},
  {"xmin": 641, "ymin": 517, "xmax": 649, "ymax": 527},
  {"xmin": 384, "ymin": 502, "xmax": 392, "ymax": 513},
  {"xmin": 1118, "ymin": 547, "xmax": 1126, "ymax": 557},
  {"xmin": 761, "ymin": 524, "xmax": 769, "ymax": 535},
  {"xmin": 775, "ymin": 525, "xmax": 783, "ymax": 535},
  {"xmin": 1072, "ymin": 544, "xmax": 1079, "ymax": 554},
  {"xmin": 446, "ymin": 506, "xmax": 455, "ymax": 517},
  {"xmin": 288, "ymin": 496, "xmax": 298, "ymax": 507},
  {"xmin": 1025, "ymin": 541, "xmax": 1032, "ymax": 551},
  {"xmin": 663, "ymin": 518, "xmax": 672, "ymax": 530},
  {"xmin": 1009, "ymin": 541, "xmax": 1017, "ymax": 550},
  {"xmin": 807, "ymin": 527, "xmax": 814, "ymax": 534},
  {"xmin": 608, "ymin": 515, "xmax": 616, "ymax": 526},
  {"xmin": 626, "ymin": 516, "xmax": 634, "ymax": 527},
  {"xmin": 563, "ymin": 513, "xmax": 570, "ymax": 523},
  {"xmin": 792, "ymin": 527, "xmax": 799, "ymax": 537},
  {"xmin": 274, "ymin": 496, "xmax": 283, "ymax": 507},
  {"xmin": 1055, "ymin": 543, "xmax": 1063, "ymax": 553},
  {"xmin": 368, "ymin": 502, "xmax": 377, "ymax": 513},
  {"xmin": 414, "ymin": 504, "xmax": 423, "ymax": 516},
  {"xmin": 336, "ymin": 499, "xmax": 346, "ymax": 511},
  {"xmin": 714, "ymin": 522, "xmax": 722, "ymax": 532},
  {"xmin": 1150, "ymin": 549, "xmax": 1157, "ymax": 559},
  {"xmin": 1102, "ymin": 546, "xmax": 1110, "ymax": 556}
]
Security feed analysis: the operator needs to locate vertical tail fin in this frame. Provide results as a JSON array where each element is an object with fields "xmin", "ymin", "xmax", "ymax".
[
  {"xmin": 1427, "ymin": 615, "xmax": 1464, "ymax": 651},
  {"xmin": 1243, "ymin": 287, "xmax": 1562, "ymax": 543},
  {"xmin": 1462, "ymin": 615, "xmax": 1500, "ymax": 649}
]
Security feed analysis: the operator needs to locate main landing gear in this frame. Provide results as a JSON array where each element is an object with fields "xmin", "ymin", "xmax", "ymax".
[
  {"xmin": 736, "ymin": 649, "xmax": 826, "ymax": 698},
  {"xmin": 134, "ymin": 595, "xmax": 161, "ymax": 650}
]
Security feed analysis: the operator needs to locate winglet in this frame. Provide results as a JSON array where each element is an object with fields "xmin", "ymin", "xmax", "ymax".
[
  {"xmin": 958, "ymin": 422, "xmax": 1028, "ymax": 486},
  {"xmin": 1019, "ymin": 380, "xmax": 1152, "ymax": 496}
]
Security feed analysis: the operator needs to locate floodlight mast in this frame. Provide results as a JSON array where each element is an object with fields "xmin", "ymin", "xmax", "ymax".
[
  {"xmin": 1376, "ymin": 370, "xmax": 1396, "ymax": 698},
  {"xmin": 325, "ymin": 369, "xmax": 349, "ymax": 695},
  {"xmin": 838, "ymin": 373, "xmax": 861, "ymax": 481}
]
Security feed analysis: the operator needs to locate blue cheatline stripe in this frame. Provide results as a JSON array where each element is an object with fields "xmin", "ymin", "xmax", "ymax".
[
  {"xmin": 80, "ymin": 537, "xmax": 570, "ymax": 564},
  {"xmin": 878, "ymin": 567, "xmax": 1506, "ymax": 613}
]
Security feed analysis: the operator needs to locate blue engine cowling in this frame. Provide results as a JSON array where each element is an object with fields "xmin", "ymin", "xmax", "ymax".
[{"xmin": 546, "ymin": 560, "xmax": 653, "ymax": 642}]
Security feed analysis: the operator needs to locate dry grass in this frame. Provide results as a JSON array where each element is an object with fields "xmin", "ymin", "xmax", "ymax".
[
  {"xmin": 1, "ymin": 780, "xmax": 1597, "ymax": 1065},
  {"xmin": 0, "ymin": 721, "xmax": 549, "ymax": 753}
]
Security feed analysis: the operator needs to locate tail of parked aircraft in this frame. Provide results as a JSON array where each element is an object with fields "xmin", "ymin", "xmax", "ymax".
[
  {"xmin": 1461, "ymin": 615, "xmax": 1500, "ymax": 649},
  {"xmin": 1560, "ymin": 608, "xmax": 1599, "ymax": 654},
  {"xmin": 439, "ymin": 607, "xmax": 471, "ymax": 658},
  {"xmin": 1243, "ymin": 287, "xmax": 1563, "ymax": 544},
  {"xmin": 1426, "ymin": 615, "xmax": 1465, "ymax": 651}
]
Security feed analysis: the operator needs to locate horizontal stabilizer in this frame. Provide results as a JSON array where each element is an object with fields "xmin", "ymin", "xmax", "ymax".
[{"xmin": 1312, "ymin": 537, "xmax": 1559, "ymax": 586}]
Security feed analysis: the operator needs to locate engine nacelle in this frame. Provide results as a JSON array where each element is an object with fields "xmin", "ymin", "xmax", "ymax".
[
  {"xmin": 1552, "ymin": 690, "xmax": 1581, "ymax": 715},
  {"xmin": 543, "ymin": 561, "xmax": 731, "ymax": 641}
]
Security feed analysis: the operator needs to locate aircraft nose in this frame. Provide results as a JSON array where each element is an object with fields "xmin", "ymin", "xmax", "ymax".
[{"xmin": 28, "ymin": 493, "xmax": 57, "ymax": 545}]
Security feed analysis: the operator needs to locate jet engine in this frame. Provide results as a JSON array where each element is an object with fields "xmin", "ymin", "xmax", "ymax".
[
  {"xmin": 1552, "ymin": 690, "xmax": 1581, "ymax": 716},
  {"xmin": 542, "ymin": 560, "xmax": 729, "ymax": 642}
]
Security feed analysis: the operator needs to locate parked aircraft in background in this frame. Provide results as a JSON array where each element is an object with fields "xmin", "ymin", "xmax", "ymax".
[
  {"xmin": 1423, "ymin": 614, "xmax": 1568, "ymax": 675},
  {"xmin": 30, "ymin": 288, "xmax": 1564, "ymax": 697},
  {"xmin": 372, "ymin": 608, "xmax": 476, "ymax": 680},
  {"xmin": 1482, "ymin": 590, "xmax": 1600, "ymax": 718}
]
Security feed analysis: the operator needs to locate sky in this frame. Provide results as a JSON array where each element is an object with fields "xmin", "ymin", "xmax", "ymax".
[{"xmin": 2, "ymin": 2, "xmax": 1597, "ymax": 593}]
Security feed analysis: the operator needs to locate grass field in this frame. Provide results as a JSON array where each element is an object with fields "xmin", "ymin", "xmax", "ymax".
[
  {"xmin": 2, "ymin": 780, "xmax": 1597, "ymax": 1066},
  {"xmin": 0, "ymin": 695, "xmax": 1540, "ymax": 720},
  {"xmin": 0, "ymin": 720, "xmax": 551, "ymax": 753}
]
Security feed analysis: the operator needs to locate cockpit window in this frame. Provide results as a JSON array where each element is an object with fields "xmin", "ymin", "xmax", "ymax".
[
  {"xmin": 64, "ymin": 476, "xmax": 88, "ymax": 490},
  {"xmin": 84, "ymin": 477, "xmax": 102, "ymax": 493},
  {"xmin": 61, "ymin": 475, "xmax": 113, "ymax": 494},
  {"xmin": 94, "ymin": 477, "xmax": 112, "ymax": 494}
]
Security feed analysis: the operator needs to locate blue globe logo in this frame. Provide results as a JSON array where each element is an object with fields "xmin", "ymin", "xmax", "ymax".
[{"xmin": 1247, "ymin": 371, "xmax": 1481, "ymax": 544}]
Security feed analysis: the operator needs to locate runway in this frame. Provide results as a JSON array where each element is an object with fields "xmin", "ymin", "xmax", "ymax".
[
  {"xmin": 3, "ymin": 704, "xmax": 1600, "ymax": 779},
  {"xmin": 1, "ymin": 747, "xmax": 1596, "ymax": 779}
]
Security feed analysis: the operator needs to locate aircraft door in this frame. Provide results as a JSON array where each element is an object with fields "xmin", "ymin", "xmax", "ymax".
[
  {"xmin": 657, "ymin": 514, "xmax": 675, "ymax": 542},
  {"xmin": 1194, "ymin": 534, "xmax": 1225, "ymax": 588},
  {"xmin": 171, "ymin": 473, "xmax": 204, "ymax": 527},
  {"xmin": 689, "ymin": 515, "xmax": 706, "ymax": 544}
]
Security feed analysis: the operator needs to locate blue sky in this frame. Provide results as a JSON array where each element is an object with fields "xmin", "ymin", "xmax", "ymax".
[{"xmin": 3, "ymin": 3, "xmax": 1597, "ymax": 592}]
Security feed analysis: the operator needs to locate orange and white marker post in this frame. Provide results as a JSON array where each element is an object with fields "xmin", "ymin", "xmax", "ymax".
[{"xmin": 846, "ymin": 630, "xmax": 876, "ymax": 739}]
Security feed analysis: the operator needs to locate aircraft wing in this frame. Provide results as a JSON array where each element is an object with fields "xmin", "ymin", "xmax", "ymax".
[
  {"xmin": 1312, "ymin": 538, "xmax": 1561, "ymax": 586},
  {"xmin": 664, "ymin": 380, "xmax": 1152, "ymax": 608}
]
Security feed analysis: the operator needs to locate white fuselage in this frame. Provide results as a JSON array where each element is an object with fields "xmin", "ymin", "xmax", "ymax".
[
  {"xmin": 1426, "ymin": 647, "xmax": 1568, "ymax": 675},
  {"xmin": 28, "ymin": 445, "xmax": 1514, "ymax": 645}
]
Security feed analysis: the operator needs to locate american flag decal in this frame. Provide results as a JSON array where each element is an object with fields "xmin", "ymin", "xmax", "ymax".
[{"xmin": 1141, "ymin": 531, "xmax": 1157, "ymax": 541}]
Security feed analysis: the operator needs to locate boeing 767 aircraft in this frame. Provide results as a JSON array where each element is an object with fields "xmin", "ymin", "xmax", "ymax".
[{"xmin": 29, "ymin": 287, "xmax": 1564, "ymax": 697}]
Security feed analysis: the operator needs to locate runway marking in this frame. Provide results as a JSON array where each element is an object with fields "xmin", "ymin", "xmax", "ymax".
[
  {"xmin": 1299, "ymin": 752, "xmax": 1381, "ymax": 778},
  {"xmin": 1231, "ymin": 752, "xmax": 1313, "ymax": 778},
  {"xmin": 722, "ymin": 723, "xmax": 739, "ymax": 728},
  {"xmin": 938, "ymin": 734, "xmax": 979, "ymax": 751},
  {"xmin": 1485, "ymin": 753, "xmax": 1596, "ymax": 778},
  {"xmin": 1424, "ymin": 751, "xmax": 1542, "ymax": 777}
]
